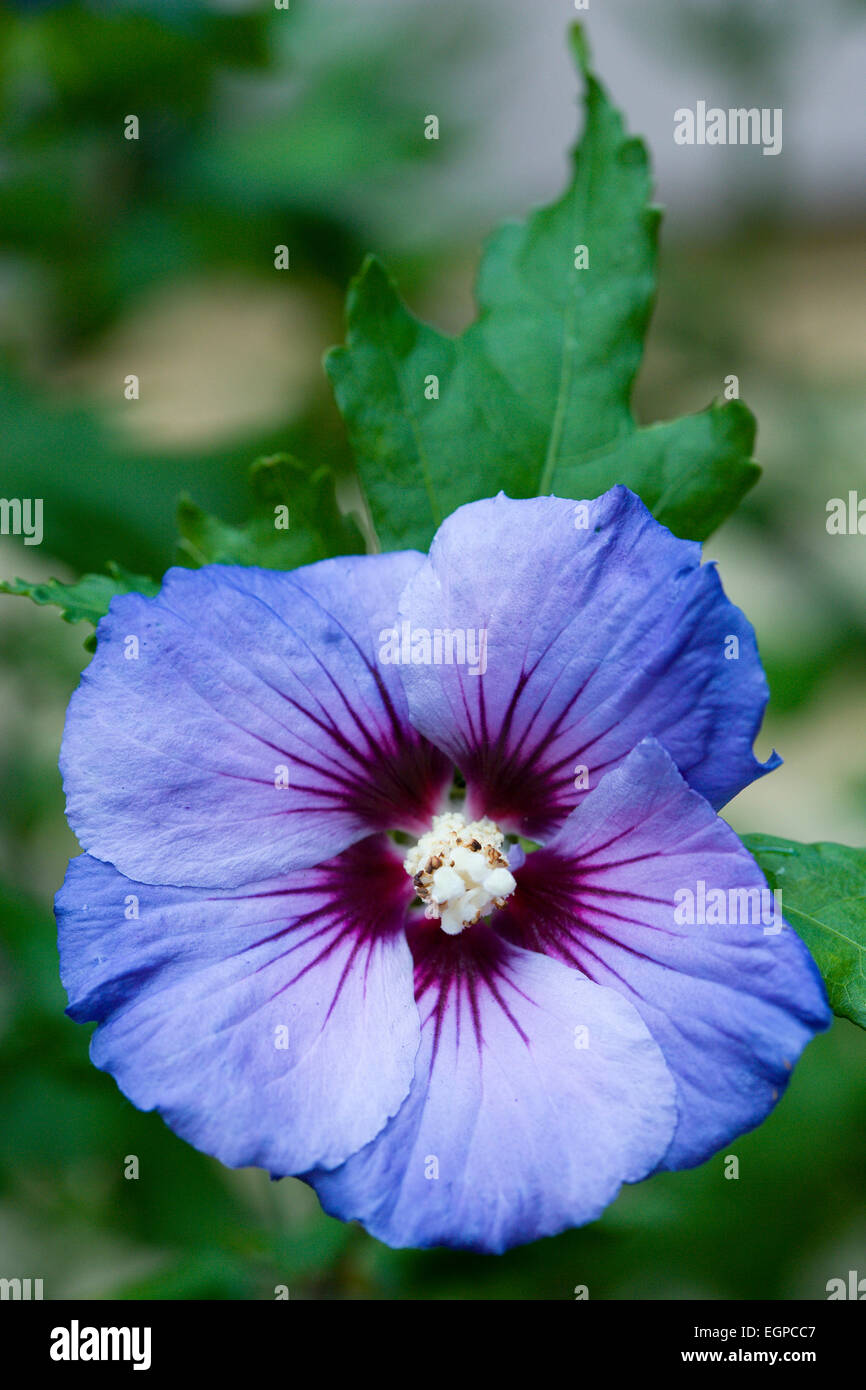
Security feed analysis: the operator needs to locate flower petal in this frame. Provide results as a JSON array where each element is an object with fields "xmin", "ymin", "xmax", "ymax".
[
  {"xmin": 60, "ymin": 556, "xmax": 450, "ymax": 888},
  {"xmin": 396, "ymin": 488, "xmax": 778, "ymax": 838},
  {"xmin": 308, "ymin": 924, "xmax": 676, "ymax": 1252},
  {"xmin": 56, "ymin": 838, "xmax": 420, "ymax": 1174},
  {"xmin": 496, "ymin": 739, "xmax": 832, "ymax": 1170}
]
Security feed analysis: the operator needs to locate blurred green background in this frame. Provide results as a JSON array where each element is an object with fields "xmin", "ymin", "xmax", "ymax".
[{"xmin": 1, "ymin": 0, "xmax": 864, "ymax": 1299}]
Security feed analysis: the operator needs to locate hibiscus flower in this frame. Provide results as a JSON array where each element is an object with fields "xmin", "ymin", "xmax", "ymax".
[{"xmin": 56, "ymin": 487, "xmax": 829, "ymax": 1252}]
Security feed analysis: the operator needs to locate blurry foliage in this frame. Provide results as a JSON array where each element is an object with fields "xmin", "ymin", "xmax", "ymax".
[
  {"xmin": 0, "ymin": 1, "xmax": 268, "ymax": 346},
  {"xmin": 0, "ymin": 0, "xmax": 473, "ymax": 352},
  {"xmin": 0, "ymin": 368, "xmax": 289, "ymax": 575},
  {"xmin": 637, "ymin": 234, "xmax": 866, "ymax": 723},
  {"xmin": 0, "ymin": 452, "xmax": 363, "ymax": 645},
  {"xmin": 631, "ymin": 0, "xmax": 861, "ymax": 78},
  {"xmin": 0, "ymin": 0, "xmax": 481, "ymax": 579}
]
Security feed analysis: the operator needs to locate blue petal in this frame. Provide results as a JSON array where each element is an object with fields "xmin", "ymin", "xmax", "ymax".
[
  {"xmin": 496, "ymin": 739, "xmax": 832, "ymax": 1169},
  {"xmin": 60, "ymin": 556, "xmax": 449, "ymax": 889},
  {"xmin": 56, "ymin": 842, "xmax": 420, "ymax": 1174},
  {"xmin": 308, "ymin": 925, "xmax": 676, "ymax": 1251},
  {"xmin": 396, "ymin": 488, "xmax": 779, "ymax": 839}
]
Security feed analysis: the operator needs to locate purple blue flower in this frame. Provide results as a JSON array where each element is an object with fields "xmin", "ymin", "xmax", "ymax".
[{"xmin": 56, "ymin": 487, "xmax": 830, "ymax": 1252}]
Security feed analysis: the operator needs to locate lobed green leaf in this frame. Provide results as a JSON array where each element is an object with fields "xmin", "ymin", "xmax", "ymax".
[{"xmin": 327, "ymin": 24, "xmax": 759, "ymax": 551}]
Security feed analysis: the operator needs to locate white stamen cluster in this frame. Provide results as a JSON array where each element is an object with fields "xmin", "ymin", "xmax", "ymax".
[{"xmin": 403, "ymin": 812, "xmax": 517, "ymax": 936}]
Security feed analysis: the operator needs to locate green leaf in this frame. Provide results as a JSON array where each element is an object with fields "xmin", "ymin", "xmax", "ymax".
[
  {"xmin": 175, "ymin": 453, "xmax": 364, "ymax": 569},
  {"xmin": 564, "ymin": 400, "xmax": 757, "ymax": 544},
  {"xmin": 326, "ymin": 23, "xmax": 759, "ymax": 552},
  {"xmin": 0, "ymin": 563, "xmax": 160, "ymax": 649},
  {"xmin": 743, "ymin": 834, "xmax": 866, "ymax": 1029}
]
